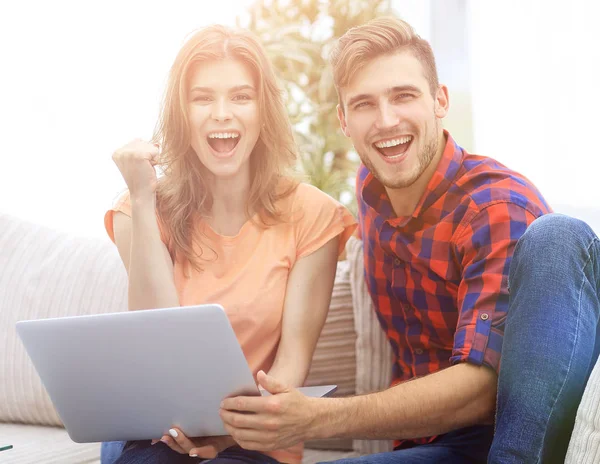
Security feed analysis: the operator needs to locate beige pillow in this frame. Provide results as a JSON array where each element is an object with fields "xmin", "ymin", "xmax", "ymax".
[
  {"xmin": 304, "ymin": 237, "xmax": 394, "ymax": 454},
  {"xmin": 346, "ymin": 236, "xmax": 394, "ymax": 455},
  {"xmin": 0, "ymin": 213, "xmax": 128, "ymax": 426},
  {"xmin": 565, "ymin": 355, "xmax": 600, "ymax": 463},
  {"xmin": 304, "ymin": 259, "xmax": 357, "ymax": 450}
]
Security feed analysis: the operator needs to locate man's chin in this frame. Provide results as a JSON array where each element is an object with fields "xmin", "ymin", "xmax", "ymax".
[{"xmin": 368, "ymin": 165, "xmax": 419, "ymax": 190}]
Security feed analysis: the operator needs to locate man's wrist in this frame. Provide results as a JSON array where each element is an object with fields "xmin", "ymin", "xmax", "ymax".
[{"xmin": 306, "ymin": 397, "xmax": 343, "ymax": 441}]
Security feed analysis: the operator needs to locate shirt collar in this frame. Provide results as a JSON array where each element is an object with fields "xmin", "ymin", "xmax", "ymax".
[{"xmin": 360, "ymin": 130, "xmax": 464, "ymax": 224}]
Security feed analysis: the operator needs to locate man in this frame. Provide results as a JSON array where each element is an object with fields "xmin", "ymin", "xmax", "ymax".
[{"xmin": 211, "ymin": 16, "xmax": 600, "ymax": 463}]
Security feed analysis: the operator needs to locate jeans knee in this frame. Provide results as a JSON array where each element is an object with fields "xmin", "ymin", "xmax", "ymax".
[
  {"xmin": 509, "ymin": 214, "xmax": 596, "ymax": 285},
  {"xmin": 517, "ymin": 213, "xmax": 594, "ymax": 257}
]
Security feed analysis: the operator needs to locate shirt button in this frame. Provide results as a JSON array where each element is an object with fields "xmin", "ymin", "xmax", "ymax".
[
  {"xmin": 480, "ymin": 313, "xmax": 490, "ymax": 321},
  {"xmin": 394, "ymin": 258, "xmax": 401, "ymax": 266},
  {"xmin": 414, "ymin": 348, "xmax": 424, "ymax": 355}
]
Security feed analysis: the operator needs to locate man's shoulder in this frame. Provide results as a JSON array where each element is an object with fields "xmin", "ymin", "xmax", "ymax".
[{"xmin": 455, "ymin": 153, "xmax": 550, "ymax": 216}]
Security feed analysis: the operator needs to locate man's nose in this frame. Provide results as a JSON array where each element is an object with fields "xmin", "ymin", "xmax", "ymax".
[
  {"xmin": 374, "ymin": 101, "xmax": 399, "ymax": 130},
  {"xmin": 211, "ymin": 99, "xmax": 233, "ymax": 122}
]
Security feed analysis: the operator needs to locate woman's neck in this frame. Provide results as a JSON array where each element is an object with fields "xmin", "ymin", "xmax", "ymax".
[{"xmin": 205, "ymin": 172, "xmax": 253, "ymax": 236}]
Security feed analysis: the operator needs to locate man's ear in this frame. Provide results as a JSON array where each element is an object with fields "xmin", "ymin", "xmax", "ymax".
[
  {"xmin": 337, "ymin": 104, "xmax": 350, "ymax": 137},
  {"xmin": 434, "ymin": 84, "xmax": 450, "ymax": 119}
]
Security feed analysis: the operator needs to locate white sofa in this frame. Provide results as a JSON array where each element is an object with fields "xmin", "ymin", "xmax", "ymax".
[
  {"xmin": 0, "ymin": 212, "xmax": 392, "ymax": 463},
  {"xmin": 1, "ymin": 207, "xmax": 599, "ymax": 464}
]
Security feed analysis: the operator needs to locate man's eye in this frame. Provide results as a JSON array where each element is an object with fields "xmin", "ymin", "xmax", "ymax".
[
  {"xmin": 394, "ymin": 93, "xmax": 412, "ymax": 101},
  {"xmin": 355, "ymin": 101, "xmax": 371, "ymax": 109}
]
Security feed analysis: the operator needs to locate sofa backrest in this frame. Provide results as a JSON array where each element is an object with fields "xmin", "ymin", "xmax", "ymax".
[{"xmin": 0, "ymin": 213, "xmax": 128, "ymax": 426}]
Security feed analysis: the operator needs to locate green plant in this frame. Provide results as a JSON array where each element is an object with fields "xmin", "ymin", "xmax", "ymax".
[{"xmin": 239, "ymin": 0, "xmax": 394, "ymax": 213}]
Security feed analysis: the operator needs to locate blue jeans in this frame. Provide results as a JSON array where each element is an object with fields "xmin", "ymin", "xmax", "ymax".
[
  {"xmin": 489, "ymin": 214, "xmax": 600, "ymax": 463},
  {"xmin": 322, "ymin": 214, "xmax": 600, "ymax": 464},
  {"xmin": 101, "ymin": 440, "xmax": 280, "ymax": 463},
  {"xmin": 319, "ymin": 425, "xmax": 494, "ymax": 463}
]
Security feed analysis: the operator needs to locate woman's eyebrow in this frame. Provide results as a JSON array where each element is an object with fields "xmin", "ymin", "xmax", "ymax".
[
  {"xmin": 230, "ymin": 85, "xmax": 256, "ymax": 93},
  {"xmin": 189, "ymin": 85, "xmax": 256, "ymax": 93}
]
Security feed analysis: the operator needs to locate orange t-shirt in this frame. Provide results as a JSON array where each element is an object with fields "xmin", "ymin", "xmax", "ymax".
[{"xmin": 104, "ymin": 182, "xmax": 356, "ymax": 463}]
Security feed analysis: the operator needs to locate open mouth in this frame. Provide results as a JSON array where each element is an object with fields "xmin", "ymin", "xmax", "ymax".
[
  {"xmin": 373, "ymin": 135, "xmax": 413, "ymax": 159},
  {"xmin": 207, "ymin": 131, "xmax": 241, "ymax": 154}
]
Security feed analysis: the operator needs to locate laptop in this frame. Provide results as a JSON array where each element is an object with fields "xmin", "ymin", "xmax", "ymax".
[{"xmin": 16, "ymin": 304, "xmax": 337, "ymax": 443}]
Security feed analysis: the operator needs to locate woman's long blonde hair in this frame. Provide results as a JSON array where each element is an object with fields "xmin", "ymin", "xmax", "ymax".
[{"xmin": 153, "ymin": 25, "xmax": 298, "ymax": 271}]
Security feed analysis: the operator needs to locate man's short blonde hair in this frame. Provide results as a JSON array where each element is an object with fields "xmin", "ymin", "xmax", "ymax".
[{"xmin": 329, "ymin": 16, "xmax": 439, "ymax": 104}]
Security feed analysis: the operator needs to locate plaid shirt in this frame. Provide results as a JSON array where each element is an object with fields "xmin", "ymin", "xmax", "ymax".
[{"xmin": 358, "ymin": 132, "xmax": 551, "ymax": 447}]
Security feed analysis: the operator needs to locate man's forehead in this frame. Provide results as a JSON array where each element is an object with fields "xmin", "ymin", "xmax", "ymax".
[{"xmin": 342, "ymin": 51, "xmax": 428, "ymax": 102}]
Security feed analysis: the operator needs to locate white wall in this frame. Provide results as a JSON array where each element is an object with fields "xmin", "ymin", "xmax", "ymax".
[
  {"xmin": 468, "ymin": 0, "xmax": 600, "ymax": 210},
  {"xmin": 0, "ymin": 0, "xmax": 252, "ymax": 238},
  {"xmin": 2, "ymin": 1, "xmax": 598, "ymax": 239}
]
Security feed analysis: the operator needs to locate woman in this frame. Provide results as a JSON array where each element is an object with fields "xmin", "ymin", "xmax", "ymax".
[{"xmin": 101, "ymin": 24, "xmax": 356, "ymax": 464}]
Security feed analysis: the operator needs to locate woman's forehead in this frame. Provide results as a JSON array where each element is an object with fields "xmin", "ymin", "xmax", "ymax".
[{"xmin": 188, "ymin": 59, "xmax": 256, "ymax": 91}]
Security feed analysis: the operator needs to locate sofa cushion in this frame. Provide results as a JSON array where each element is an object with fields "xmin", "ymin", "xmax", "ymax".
[
  {"xmin": 0, "ymin": 213, "xmax": 128, "ymax": 426},
  {"xmin": 0, "ymin": 422, "xmax": 100, "ymax": 463},
  {"xmin": 565, "ymin": 348, "xmax": 600, "ymax": 462},
  {"xmin": 0, "ymin": 212, "xmax": 363, "ymax": 455}
]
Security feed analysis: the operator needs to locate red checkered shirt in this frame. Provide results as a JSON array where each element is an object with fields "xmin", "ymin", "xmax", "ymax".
[{"xmin": 357, "ymin": 132, "xmax": 551, "ymax": 447}]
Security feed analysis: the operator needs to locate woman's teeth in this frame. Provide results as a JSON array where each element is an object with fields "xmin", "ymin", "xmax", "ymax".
[
  {"xmin": 207, "ymin": 132, "xmax": 239, "ymax": 139},
  {"xmin": 207, "ymin": 132, "xmax": 241, "ymax": 153}
]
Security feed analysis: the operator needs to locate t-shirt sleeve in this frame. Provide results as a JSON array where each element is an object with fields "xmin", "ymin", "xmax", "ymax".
[
  {"xmin": 293, "ymin": 183, "xmax": 357, "ymax": 259},
  {"xmin": 451, "ymin": 202, "xmax": 541, "ymax": 374},
  {"xmin": 104, "ymin": 190, "xmax": 132, "ymax": 244}
]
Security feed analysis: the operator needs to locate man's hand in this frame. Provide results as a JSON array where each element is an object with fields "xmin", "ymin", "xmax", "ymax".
[
  {"xmin": 219, "ymin": 370, "xmax": 317, "ymax": 451},
  {"xmin": 153, "ymin": 429, "xmax": 236, "ymax": 458}
]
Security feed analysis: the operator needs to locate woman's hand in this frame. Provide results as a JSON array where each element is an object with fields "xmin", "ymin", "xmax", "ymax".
[
  {"xmin": 112, "ymin": 139, "xmax": 160, "ymax": 200},
  {"xmin": 153, "ymin": 428, "xmax": 237, "ymax": 458}
]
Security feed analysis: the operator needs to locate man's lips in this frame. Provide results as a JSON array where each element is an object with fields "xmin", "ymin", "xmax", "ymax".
[{"xmin": 372, "ymin": 135, "xmax": 413, "ymax": 158}]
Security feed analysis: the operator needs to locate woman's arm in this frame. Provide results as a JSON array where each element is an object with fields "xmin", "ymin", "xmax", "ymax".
[
  {"xmin": 267, "ymin": 236, "xmax": 340, "ymax": 387},
  {"xmin": 112, "ymin": 197, "xmax": 179, "ymax": 311}
]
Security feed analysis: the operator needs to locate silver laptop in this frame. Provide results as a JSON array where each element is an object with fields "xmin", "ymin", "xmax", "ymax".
[{"xmin": 16, "ymin": 304, "xmax": 336, "ymax": 443}]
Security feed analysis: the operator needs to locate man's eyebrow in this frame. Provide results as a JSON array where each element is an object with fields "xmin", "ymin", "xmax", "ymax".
[
  {"xmin": 346, "ymin": 85, "xmax": 422, "ymax": 107},
  {"xmin": 189, "ymin": 85, "xmax": 256, "ymax": 93},
  {"xmin": 386, "ymin": 85, "xmax": 422, "ymax": 95}
]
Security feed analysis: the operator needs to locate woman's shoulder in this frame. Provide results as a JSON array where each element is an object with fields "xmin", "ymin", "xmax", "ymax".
[{"xmin": 276, "ymin": 180, "xmax": 342, "ymax": 210}]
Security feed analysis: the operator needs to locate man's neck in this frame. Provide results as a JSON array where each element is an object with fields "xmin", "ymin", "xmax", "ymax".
[{"xmin": 385, "ymin": 131, "xmax": 447, "ymax": 218}]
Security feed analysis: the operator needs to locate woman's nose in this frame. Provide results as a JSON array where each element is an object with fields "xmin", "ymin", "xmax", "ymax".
[{"xmin": 211, "ymin": 99, "xmax": 233, "ymax": 122}]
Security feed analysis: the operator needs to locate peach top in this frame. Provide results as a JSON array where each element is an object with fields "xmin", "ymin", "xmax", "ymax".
[{"xmin": 105, "ymin": 182, "xmax": 356, "ymax": 463}]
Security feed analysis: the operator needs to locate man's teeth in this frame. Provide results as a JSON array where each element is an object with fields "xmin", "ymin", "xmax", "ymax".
[
  {"xmin": 374, "ymin": 136, "xmax": 412, "ymax": 148},
  {"xmin": 207, "ymin": 133, "xmax": 240, "ymax": 139}
]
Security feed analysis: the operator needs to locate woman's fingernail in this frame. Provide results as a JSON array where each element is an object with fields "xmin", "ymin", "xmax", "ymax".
[
  {"xmin": 169, "ymin": 428, "xmax": 178, "ymax": 438},
  {"xmin": 190, "ymin": 454, "xmax": 198, "ymax": 457}
]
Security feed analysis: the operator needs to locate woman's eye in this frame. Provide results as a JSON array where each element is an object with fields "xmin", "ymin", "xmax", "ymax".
[
  {"xmin": 192, "ymin": 96, "xmax": 211, "ymax": 102},
  {"xmin": 233, "ymin": 94, "xmax": 251, "ymax": 101}
]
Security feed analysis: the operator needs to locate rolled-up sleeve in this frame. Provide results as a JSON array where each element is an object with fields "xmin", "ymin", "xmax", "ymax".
[{"xmin": 450, "ymin": 201, "xmax": 540, "ymax": 373}]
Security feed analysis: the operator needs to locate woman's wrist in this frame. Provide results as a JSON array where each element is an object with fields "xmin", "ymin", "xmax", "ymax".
[{"xmin": 130, "ymin": 191, "xmax": 156, "ymax": 209}]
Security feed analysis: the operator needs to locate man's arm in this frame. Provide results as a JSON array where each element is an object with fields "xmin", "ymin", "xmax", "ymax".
[
  {"xmin": 309, "ymin": 362, "xmax": 496, "ymax": 441},
  {"xmin": 219, "ymin": 362, "xmax": 496, "ymax": 450}
]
